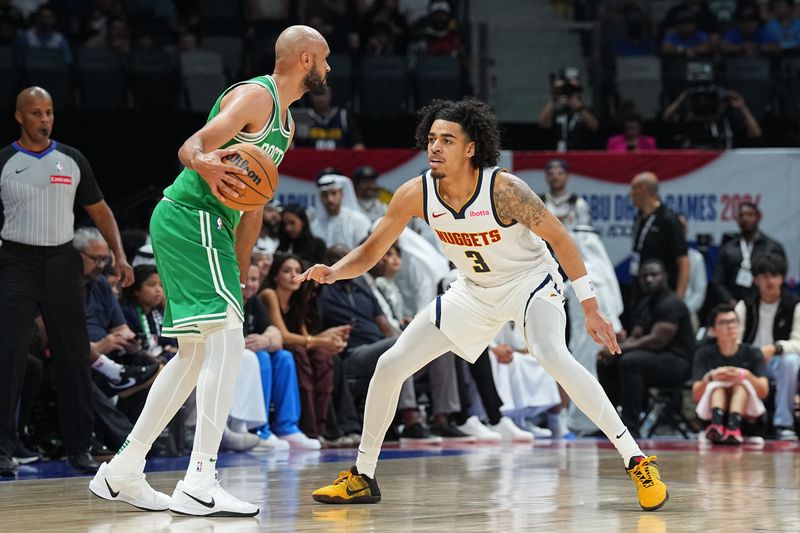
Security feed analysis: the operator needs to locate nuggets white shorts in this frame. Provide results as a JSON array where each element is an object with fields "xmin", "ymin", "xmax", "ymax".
[{"xmin": 426, "ymin": 269, "xmax": 566, "ymax": 363}]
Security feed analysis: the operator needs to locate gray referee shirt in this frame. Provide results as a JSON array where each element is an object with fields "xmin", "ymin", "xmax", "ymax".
[{"xmin": 0, "ymin": 141, "xmax": 103, "ymax": 246}]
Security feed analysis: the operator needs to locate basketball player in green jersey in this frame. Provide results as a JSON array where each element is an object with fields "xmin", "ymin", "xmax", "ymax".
[{"xmin": 89, "ymin": 25, "xmax": 330, "ymax": 517}]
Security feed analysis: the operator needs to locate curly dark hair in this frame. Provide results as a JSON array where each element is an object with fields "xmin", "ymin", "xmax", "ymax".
[{"xmin": 414, "ymin": 97, "xmax": 501, "ymax": 169}]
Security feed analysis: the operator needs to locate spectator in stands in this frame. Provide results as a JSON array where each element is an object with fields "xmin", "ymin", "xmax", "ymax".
[
  {"xmin": 256, "ymin": 200, "xmax": 281, "ymax": 256},
  {"xmin": 361, "ymin": 0, "xmax": 409, "ymax": 55},
  {"xmin": 606, "ymin": 113, "xmax": 657, "ymax": 151},
  {"xmin": 352, "ymin": 165, "xmax": 386, "ymax": 222},
  {"xmin": 79, "ymin": 0, "xmax": 127, "ymax": 43},
  {"xmin": 260, "ymin": 254, "xmax": 351, "ymax": 443},
  {"xmin": 251, "ymin": 251, "xmax": 271, "ymax": 286},
  {"xmin": 598, "ymin": 259, "xmax": 695, "ymax": 438},
  {"xmin": 720, "ymin": 4, "xmax": 779, "ymax": 56},
  {"xmin": 712, "ymin": 201, "xmax": 786, "ymax": 305},
  {"xmin": 537, "ymin": 67, "xmax": 600, "ymax": 151},
  {"xmin": 295, "ymin": 85, "xmax": 365, "ymax": 150},
  {"xmin": 0, "ymin": 0, "xmax": 23, "ymax": 45},
  {"xmin": 16, "ymin": 5, "xmax": 73, "ymax": 63},
  {"xmin": 103, "ymin": 263, "xmax": 121, "ymax": 299},
  {"xmin": 628, "ymin": 172, "xmax": 689, "ymax": 300},
  {"xmin": 764, "ymin": 0, "xmax": 800, "ymax": 50},
  {"xmin": 660, "ymin": 9, "xmax": 712, "ymax": 57},
  {"xmin": 319, "ymin": 244, "xmax": 470, "ymax": 442},
  {"xmin": 693, "ymin": 304, "xmax": 768, "ymax": 445},
  {"xmin": 277, "ymin": 203, "xmax": 327, "ymax": 266},
  {"xmin": 610, "ymin": 8, "xmax": 657, "ymax": 56},
  {"xmin": 542, "ymin": 158, "xmax": 591, "ymax": 229},
  {"xmin": 373, "ymin": 242, "xmax": 411, "ymax": 329},
  {"xmin": 678, "ymin": 215, "xmax": 707, "ymax": 331},
  {"xmin": 662, "ymin": 88, "xmax": 763, "ymax": 148},
  {"xmin": 660, "ymin": 0, "xmax": 720, "ymax": 39},
  {"xmin": 120, "ymin": 265, "xmax": 178, "ymax": 360},
  {"xmin": 735, "ymin": 253, "xmax": 800, "ymax": 440},
  {"xmin": 411, "ymin": 0, "xmax": 461, "ymax": 57},
  {"xmin": 85, "ymin": 16, "xmax": 131, "ymax": 56},
  {"xmin": 310, "ymin": 173, "xmax": 371, "ymax": 249},
  {"xmin": 240, "ymin": 261, "xmax": 320, "ymax": 450},
  {"xmin": 393, "ymin": 225, "xmax": 451, "ymax": 316},
  {"xmin": 78, "ymin": 228, "xmax": 160, "ymax": 422}
]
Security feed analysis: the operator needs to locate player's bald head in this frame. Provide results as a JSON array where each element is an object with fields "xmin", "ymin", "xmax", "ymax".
[
  {"xmin": 631, "ymin": 171, "xmax": 659, "ymax": 194},
  {"xmin": 274, "ymin": 25, "xmax": 327, "ymax": 62},
  {"xmin": 16, "ymin": 86, "xmax": 52, "ymax": 112}
]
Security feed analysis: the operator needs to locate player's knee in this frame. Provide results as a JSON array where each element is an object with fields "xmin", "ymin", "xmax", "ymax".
[{"xmin": 372, "ymin": 351, "xmax": 407, "ymax": 387}]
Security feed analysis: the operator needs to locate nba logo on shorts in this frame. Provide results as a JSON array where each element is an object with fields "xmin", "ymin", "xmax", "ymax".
[
  {"xmin": 217, "ymin": 217, "xmax": 222, "ymax": 230},
  {"xmin": 196, "ymin": 461, "xmax": 203, "ymax": 472}
]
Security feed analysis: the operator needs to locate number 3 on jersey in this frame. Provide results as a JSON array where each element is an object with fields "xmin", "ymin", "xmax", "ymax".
[{"xmin": 465, "ymin": 250, "xmax": 491, "ymax": 273}]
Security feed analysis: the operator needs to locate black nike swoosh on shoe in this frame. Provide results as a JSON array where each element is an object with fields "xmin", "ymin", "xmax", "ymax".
[
  {"xmin": 105, "ymin": 479, "xmax": 120, "ymax": 498},
  {"xmin": 108, "ymin": 378, "xmax": 136, "ymax": 389},
  {"xmin": 183, "ymin": 490, "xmax": 215, "ymax": 508},
  {"xmin": 615, "ymin": 429, "xmax": 628, "ymax": 439},
  {"xmin": 345, "ymin": 486, "xmax": 369, "ymax": 497}
]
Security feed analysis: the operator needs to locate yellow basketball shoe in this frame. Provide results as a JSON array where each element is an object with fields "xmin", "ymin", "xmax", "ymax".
[
  {"xmin": 312, "ymin": 466, "xmax": 381, "ymax": 504},
  {"xmin": 626, "ymin": 455, "xmax": 669, "ymax": 511}
]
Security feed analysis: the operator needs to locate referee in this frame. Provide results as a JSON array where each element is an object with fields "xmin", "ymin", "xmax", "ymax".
[{"xmin": 0, "ymin": 87, "xmax": 133, "ymax": 476}]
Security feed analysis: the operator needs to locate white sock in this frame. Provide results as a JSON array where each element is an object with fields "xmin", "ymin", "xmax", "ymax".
[
  {"xmin": 184, "ymin": 451, "xmax": 217, "ymax": 486},
  {"xmin": 107, "ymin": 436, "xmax": 149, "ymax": 475},
  {"xmin": 91, "ymin": 354, "xmax": 123, "ymax": 382}
]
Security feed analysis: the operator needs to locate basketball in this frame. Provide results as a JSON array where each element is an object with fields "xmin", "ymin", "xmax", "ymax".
[{"xmin": 219, "ymin": 143, "xmax": 279, "ymax": 211}]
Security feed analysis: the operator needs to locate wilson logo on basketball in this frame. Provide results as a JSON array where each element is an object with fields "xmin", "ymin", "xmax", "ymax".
[{"xmin": 225, "ymin": 153, "xmax": 262, "ymax": 186}]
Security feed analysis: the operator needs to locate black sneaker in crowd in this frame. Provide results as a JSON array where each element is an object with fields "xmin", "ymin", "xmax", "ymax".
[
  {"xmin": 0, "ymin": 454, "xmax": 15, "ymax": 477},
  {"xmin": 431, "ymin": 423, "xmax": 477, "ymax": 443},
  {"xmin": 89, "ymin": 435, "xmax": 114, "ymax": 459},
  {"xmin": 108, "ymin": 363, "xmax": 159, "ymax": 391},
  {"xmin": 12, "ymin": 441, "xmax": 41, "ymax": 465},
  {"xmin": 399, "ymin": 423, "xmax": 443, "ymax": 445},
  {"xmin": 67, "ymin": 450, "xmax": 99, "ymax": 474}
]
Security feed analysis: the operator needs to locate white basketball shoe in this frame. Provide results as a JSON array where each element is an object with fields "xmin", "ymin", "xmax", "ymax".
[
  {"xmin": 169, "ymin": 475, "xmax": 259, "ymax": 517},
  {"xmin": 89, "ymin": 462, "xmax": 171, "ymax": 511}
]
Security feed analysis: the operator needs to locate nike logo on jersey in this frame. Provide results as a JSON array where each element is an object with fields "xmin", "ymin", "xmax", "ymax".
[
  {"xmin": 15, "ymin": 168, "xmax": 28, "ymax": 174},
  {"xmin": 432, "ymin": 212, "xmax": 447, "ymax": 218},
  {"xmin": 183, "ymin": 491, "xmax": 216, "ymax": 508},
  {"xmin": 345, "ymin": 486, "xmax": 370, "ymax": 497},
  {"xmin": 616, "ymin": 429, "xmax": 628, "ymax": 439},
  {"xmin": 105, "ymin": 479, "xmax": 120, "ymax": 498}
]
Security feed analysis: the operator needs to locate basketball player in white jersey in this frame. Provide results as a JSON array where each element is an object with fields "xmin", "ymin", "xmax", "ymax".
[{"xmin": 299, "ymin": 98, "xmax": 668, "ymax": 511}]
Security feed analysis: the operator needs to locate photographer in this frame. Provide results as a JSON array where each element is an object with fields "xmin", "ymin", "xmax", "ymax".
[
  {"xmin": 537, "ymin": 67, "xmax": 599, "ymax": 151},
  {"xmin": 662, "ymin": 88, "xmax": 762, "ymax": 149}
]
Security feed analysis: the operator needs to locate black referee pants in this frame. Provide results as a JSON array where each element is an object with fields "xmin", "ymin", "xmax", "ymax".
[{"xmin": 0, "ymin": 241, "xmax": 93, "ymax": 456}]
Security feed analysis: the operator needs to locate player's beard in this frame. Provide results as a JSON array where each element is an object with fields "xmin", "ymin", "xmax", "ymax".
[
  {"xmin": 431, "ymin": 170, "xmax": 446, "ymax": 180},
  {"xmin": 303, "ymin": 63, "xmax": 327, "ymax": 95}
]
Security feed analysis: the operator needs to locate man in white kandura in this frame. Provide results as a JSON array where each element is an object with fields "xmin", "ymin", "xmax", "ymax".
[{"xmin": 301, "ymin": 97, "xmax": 669, "ymax": 511}]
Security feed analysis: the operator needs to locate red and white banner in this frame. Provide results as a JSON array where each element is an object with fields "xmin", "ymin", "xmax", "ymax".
[{"xmin": 277, "ymin": 148, "xmax": 800, "ymax": 283}]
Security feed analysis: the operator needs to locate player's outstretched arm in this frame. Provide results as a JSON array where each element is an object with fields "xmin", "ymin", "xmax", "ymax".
[
  {"xmin": 493, "ymin": 172, "xmax": 620, "ymax": 354},
  {"xmin": 295, "ymin": 177, "xmax": 424, "ymax": 285},
  {"xmin": 178, "ymin": 84, "xmax": 273, "ymax": 202}
]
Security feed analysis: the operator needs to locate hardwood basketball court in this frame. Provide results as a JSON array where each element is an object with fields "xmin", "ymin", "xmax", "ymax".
[{"xmin": 2, "ymin": 439, "xmax": 798, "ymax": 532}]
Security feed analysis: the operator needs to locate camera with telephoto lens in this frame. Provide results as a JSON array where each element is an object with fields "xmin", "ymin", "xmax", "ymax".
[
  {"xmin": 550, "ymin": 67, "xmax": 583, "ymax": 97},
  {"xmin": 685, "ymin": 86, "xmax": 731, "ymax": 121}
]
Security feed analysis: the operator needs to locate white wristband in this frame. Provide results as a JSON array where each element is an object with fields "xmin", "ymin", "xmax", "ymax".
[{"xmin": 572, "ymin": 275, "xmax": 596, "ymax": 302}]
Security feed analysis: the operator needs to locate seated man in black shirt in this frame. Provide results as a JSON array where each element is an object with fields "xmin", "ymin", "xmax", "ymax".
[
  {"xmin": 692, "ymin": 304, "xmax": 768, "ymax": 445},
  {"xmin": 598, "ymin": 259, "xmax": 695, "ymax": 437},
  {"xmin": 318, "ymin": 245, "xmax": 470, "ymax": 442}
]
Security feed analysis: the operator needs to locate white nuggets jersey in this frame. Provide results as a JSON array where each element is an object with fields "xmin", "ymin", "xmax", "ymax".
[{"xmin": 422, "ymin": 166, "xmax": 558, "ymax": 287}]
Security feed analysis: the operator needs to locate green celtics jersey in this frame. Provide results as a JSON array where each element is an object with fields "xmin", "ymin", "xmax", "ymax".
[{"xmin": 163, "ymin": 75, "xmax": 292, "ymax": 228}]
